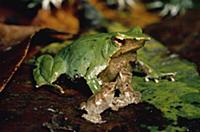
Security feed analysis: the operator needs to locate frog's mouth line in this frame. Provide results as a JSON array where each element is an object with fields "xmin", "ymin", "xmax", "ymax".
[{"xmin": 113, "ymin": 39, "xmax": 145, "ymax": 57}]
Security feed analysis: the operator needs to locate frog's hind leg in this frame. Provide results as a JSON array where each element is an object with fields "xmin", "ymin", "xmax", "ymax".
[
  {"xmin": 80, "ymin": 102, "xmax": 104, "ymax": 124},
  {"xmin": 111, "ymin": 68, "xmax": 141, "ymax": 111},
  {"xmin": 80, "ymin": 101, "xmax": 104, "ymax": 124},
  {"xmin": 80, "ymin": 82, "xmax": 116, "ymax": 124}
]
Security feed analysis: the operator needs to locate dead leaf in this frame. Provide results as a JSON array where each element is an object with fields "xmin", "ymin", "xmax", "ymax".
[
  {"xmin": 89, "ymin": 0, "xmax": 160, "ymax": 28},
  {"xmin": 0, "ymin": 23, "xmax": 40, "ymax": 50},
  {"xmin": 0, "ymin": 38, "xmax": 30, "ymax": 92},
  {"xmin": 0, "ymin": 24, "xmax": 72, "ymax": 92},
  {"xmin": 32, "ymin": 6, "xmax": 79, "ymax": 34}
]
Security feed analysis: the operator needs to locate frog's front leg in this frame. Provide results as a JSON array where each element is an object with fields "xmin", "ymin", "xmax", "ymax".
[
  {"xmin": 136, "ymin": 60, "xmax": 176, "ymax": 83},
  {"xmin": 111, "ymin": 68, "xmax": 141, "ymax": 111}
]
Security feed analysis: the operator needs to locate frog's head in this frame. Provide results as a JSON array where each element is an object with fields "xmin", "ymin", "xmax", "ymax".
[{"xmin": 112, "ymin": 27, "xmax": 150, "ymax": 57}]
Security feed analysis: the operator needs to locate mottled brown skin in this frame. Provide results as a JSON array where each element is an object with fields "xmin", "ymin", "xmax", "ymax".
[
  {"xmin": 112, "ymin": 68, "xmax": 141, "ymax": 110},
  {"xmin": 99, "ymin": 39, "xmax": 145, "ymax": 82},
  {"xmin": 80, "ymin": 40, "xmax": 144, "ymax": 123},
  {"xmin": 80, "ymin": 82, "xmax": 117, "ymax": 124}
]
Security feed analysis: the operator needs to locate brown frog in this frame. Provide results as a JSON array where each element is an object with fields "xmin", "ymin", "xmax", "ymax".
[{"xmin": 80, "ymin": 29, "xmax": 175, "ymax": 123}]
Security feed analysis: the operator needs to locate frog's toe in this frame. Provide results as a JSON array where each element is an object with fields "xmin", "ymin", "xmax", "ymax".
[
  {"xmin": 80, "ymin": 102, "xmax": 86, "ymax": 110},
  {"xmin": 145, "ymin": 76, "xmax": 150, "ymax": 82},
  {"xmin": 54, "ymin": 84, "xmax": 65, "ymax": 94},
  {"xmin": 154, "ymin": 78, "xmax": 159, "ymax": 83},
  {"xmin": 170, "ymin": 76, "xmax": 175, "ymax": 82},
  {"xmin": 167, "ymin": 75, "xmax": 176, "ymax": 82}
]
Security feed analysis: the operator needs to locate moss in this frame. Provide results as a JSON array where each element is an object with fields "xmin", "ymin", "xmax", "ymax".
[{"xmin": 133, "ymin": 39, "xmax": 200, "ymax": 130}]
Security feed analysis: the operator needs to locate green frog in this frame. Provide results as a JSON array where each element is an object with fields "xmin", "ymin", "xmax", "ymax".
[{"xmin": 33, "ymin": 27, "xmax": 176, "ymax": 123}]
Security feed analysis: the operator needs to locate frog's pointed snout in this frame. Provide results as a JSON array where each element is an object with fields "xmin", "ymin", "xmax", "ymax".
[
  {"xmin": 134, "ymin": 39, "xmax": 146, "ymax": 49},
  {"xmin": 136, "ymin": 36, "xmax": 151, "ymax": 48}
]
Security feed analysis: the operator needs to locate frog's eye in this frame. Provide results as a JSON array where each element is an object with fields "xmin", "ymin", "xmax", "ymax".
[{"xmin": 113, "ymin": 35, "xmax": 126, "ymax": 46}]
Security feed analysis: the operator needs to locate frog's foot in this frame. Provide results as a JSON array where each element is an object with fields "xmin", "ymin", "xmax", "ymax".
[
  {"xmin": 111, "ymin": 90, "xmax": 141, "ymax": 111},
  {"xmin": 82, "ymin": 113, "xmax": 106, "ymax": 124},
  {"xmin": 50, "ymin": 84, "xmax": 65, "ymax": 94},
  {"xmin": 145, "ymin": 72, "xmax": 176, "ymax": 83}
]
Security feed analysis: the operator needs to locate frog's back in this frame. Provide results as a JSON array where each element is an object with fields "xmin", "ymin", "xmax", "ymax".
[{"xmin": 57, "ymin": 33, "xmax": 119, "ymax": 79}]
